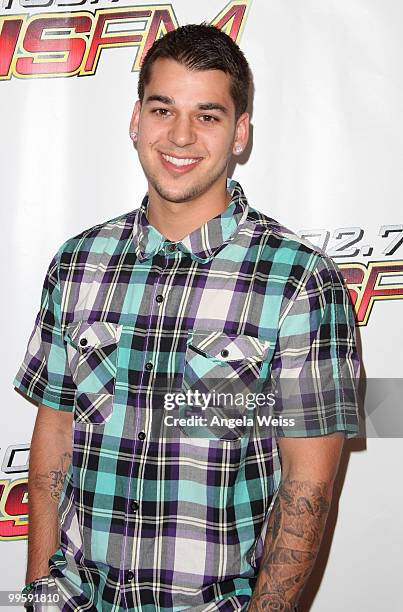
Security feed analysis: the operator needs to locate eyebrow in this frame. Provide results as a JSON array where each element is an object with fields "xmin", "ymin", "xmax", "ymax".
[
  {"xmin": 197, "ymin": 102, "xmax": 228, "ymax": 114},
  {"xmin": 145, "ymin": 95, "xmax": 174, "ymax": 105},
  {"xmin": 144, "ymin": 95, "xmax": 228, "ymax": 114}
]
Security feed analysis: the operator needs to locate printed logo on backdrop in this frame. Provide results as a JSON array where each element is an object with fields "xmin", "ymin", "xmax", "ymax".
[
  {"xmin": 0, "ymin": 445, "xmax": 28, "ymax": 541},
  {"xmin": 298, "ymin": 224, "xmax": 403, "ymax": 326},
  {"xmin": 0, "ymin": 0, "xmax": 250, "ymax": 80}
]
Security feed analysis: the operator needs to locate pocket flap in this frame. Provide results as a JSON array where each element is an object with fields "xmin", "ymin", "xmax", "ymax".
[
  {"xmin": 188, "ymin": 330, "xmax": 272, "ymax": 362},
  {"xmin": 64, "ymin": 320, "xmax": 122, "ymax": 350}
]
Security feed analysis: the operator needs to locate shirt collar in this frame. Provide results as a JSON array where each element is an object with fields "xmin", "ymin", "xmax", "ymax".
[{"xmin": 132, "ymin": 179, "xmax": 249, "ymax": 263}]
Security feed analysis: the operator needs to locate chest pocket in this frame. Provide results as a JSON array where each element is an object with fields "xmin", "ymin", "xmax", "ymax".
[
  {"xmin": 64, "ymin": 321, "xmax": 122, "ymax": 424},
  {"xmin": 180, "ymin": 329, "xmax": 271, "ymax": 441}
]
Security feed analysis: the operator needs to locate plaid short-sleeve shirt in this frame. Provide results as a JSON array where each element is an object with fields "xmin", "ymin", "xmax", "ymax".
[{"xmin": 14, "ymin": 180, "xmax": 360, "ymax": 612}]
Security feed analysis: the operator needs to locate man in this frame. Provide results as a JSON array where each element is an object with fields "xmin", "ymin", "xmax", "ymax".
[{"xmin": 14, "ymin": 24, "xmax": 360, "ymax": 612}]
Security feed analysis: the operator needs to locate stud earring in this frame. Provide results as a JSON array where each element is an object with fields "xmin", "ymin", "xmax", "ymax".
[
  {"xmin": 234, "ymin": 145, "xmax": 243, "ymax": 154},
  {"xmin": 131, "ymin": 131, "xmax": 137, "ymax": 141}
]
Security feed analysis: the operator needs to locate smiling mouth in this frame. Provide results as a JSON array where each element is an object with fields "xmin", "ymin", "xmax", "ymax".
[{"xmin": 160, "ymin": 153, "xmax": 202, "ymax": 168}]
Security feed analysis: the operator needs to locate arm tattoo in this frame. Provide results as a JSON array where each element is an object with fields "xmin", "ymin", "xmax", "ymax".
[
  {"xmin": 248, "ymin": 479, "xmax": 331, "ymax": 611},
  {"xmin": 33, "ymin": 452, "xmax": 72, "ymax": 503}
]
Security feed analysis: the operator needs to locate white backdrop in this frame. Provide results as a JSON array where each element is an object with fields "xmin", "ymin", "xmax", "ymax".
[{"xmin": 2, "ymin": 0, "xmax": 402, "ymax": 610}]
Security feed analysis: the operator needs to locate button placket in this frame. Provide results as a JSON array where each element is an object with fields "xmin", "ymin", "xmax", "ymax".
[{"xmin": 121, "ymin": 254, "xmax": 171, "ymax": 603}]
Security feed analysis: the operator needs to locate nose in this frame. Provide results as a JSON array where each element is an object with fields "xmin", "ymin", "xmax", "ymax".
[{"xmin": 167, "ymin": 115, "xmax": 196, "ymax": 148}]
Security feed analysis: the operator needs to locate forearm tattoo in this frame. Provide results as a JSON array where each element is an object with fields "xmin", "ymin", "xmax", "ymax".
[
  {"xmin": 248, "ymin": 479, "xmax": 331, "ymax": 611},
  {"xmin": 33, "ymin": 452, "xmax": 72, "ymax": 503}
]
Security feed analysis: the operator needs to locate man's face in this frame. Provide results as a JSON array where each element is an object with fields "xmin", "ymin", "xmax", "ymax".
[{"xmin": 130, "ymin": 57, "xmax": 249, "ymax": 204}]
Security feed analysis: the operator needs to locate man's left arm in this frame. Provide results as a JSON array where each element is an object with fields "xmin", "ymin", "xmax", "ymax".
[
  {"xmin": 248, "ymin": 434, "xmax": 344, "ymax": 611},
  {"xmin": 248, "ymin": 252, "xmax": 360, "ymax": 610}
]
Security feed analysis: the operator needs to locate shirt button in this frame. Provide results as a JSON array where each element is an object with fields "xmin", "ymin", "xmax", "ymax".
[
  {"xmin": 127, "ymin": 570, "xmax": 135, "ymax": 581},
  {"xmin": 220, "ymin": 349, "xmax": 229, "ymax": 358},
  {"xmin": 168, "ymin": 243, "xmax": 177, "ymax": 252},
  {"xmin": 156, "ymin": 294, "xmax": 164, "ymax": 303},
  {"xmin": 138, "ymin": 431, "xmax": 146, "ymax": 441},
  {"xmin": 79, "ymin": 338, "xmax": 88, "ymax": 347},
  {"xmin": 145, "ymin": 362, "xmax": 153, "ymax": 371},
  {"xmin": 131, "ymin": 500, "xmax": 139, "ymax": 512}
]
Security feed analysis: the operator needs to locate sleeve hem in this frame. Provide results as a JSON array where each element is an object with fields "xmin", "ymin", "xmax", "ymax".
[
  {"xmin": 274, "ymin": 424, "xmax": 360, "ymax": 439},
  {"xmin": 13, "ymin": 379, "xmax": 74, "ymax": 412}
]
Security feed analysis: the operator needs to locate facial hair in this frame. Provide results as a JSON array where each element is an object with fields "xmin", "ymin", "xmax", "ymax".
[{"xmin": 139, "ymin": 151, "xmax": 232, "ymax": 204}]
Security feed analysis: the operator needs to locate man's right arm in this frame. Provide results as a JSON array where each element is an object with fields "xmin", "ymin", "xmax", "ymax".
[{"xmin": 25, "ymin": 404, "xmax": 73, "ymax": 584}]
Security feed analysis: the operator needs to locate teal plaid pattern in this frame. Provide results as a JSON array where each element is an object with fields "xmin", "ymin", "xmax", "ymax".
[{"xmin": 13, "ymin": 180, "xmax": 360, "ymax": 611}]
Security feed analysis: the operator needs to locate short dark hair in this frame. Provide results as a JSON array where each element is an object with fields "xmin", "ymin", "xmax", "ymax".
[{"xmin": 138, "ymin": 23, "xmax": 251, "ymax": 120}]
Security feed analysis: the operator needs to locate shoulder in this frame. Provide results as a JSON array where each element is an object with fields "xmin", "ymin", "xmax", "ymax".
[
  {"xmin": 251, "ymin": 206, "xmax": 340, "ymax": 275},
  {"xmin": 247, "ymin": 204, "xmax": 326, "ymax": 257},
  {"xmin": 53, "ymin": 208, "xmax": 139, "ymax": 262},
  {"xmin": 246, "ymin": 205, "xmax": 348, "ymax": 299}
]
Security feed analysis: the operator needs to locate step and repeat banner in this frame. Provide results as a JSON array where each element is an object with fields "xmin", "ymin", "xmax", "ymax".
[{"xmin": 2, "ymin": 1, "xmax": 402, "ymax": 610}]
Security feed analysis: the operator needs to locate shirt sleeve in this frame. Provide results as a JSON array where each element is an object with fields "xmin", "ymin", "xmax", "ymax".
[
  {"xmin": 269, "ymin": 253, "xmax": 360, "ymax": 438},
  {"xmin": 13, "ymin": 249, "xmax": 76, "ymax": 411}
]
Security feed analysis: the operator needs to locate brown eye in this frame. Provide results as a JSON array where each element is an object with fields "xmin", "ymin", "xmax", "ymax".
[
  {"xmin": 153, "ymin": 108, "xmax": 170, "ymax": 117},
  {"xmin": 200, "ymin": 115, "xmax": 217, "ymax": 123}
]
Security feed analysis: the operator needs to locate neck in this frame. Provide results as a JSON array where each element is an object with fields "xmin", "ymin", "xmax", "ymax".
[{"xmin": 146, "ymin": 178, "xmax": 232, "ymax": 242}]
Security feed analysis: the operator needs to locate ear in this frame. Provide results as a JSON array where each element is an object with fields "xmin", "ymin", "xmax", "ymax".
[
  {"xmin": 232, "ymin": 112, "xmax": 249, "ymax": 156},
  {"xmin": 129, "ymin": 100, "xmax": 141, "ymax": 142}
]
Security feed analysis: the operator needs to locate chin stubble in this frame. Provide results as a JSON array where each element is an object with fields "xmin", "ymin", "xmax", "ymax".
[{"xmin": 142, "ymin": 155, "xmax": 230, "ymax": 204}]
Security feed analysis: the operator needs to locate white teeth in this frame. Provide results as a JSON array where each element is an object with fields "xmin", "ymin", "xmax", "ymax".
[{"xmin": 162, "ymin": 154, "xmax": 199, "ymax": 167}]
